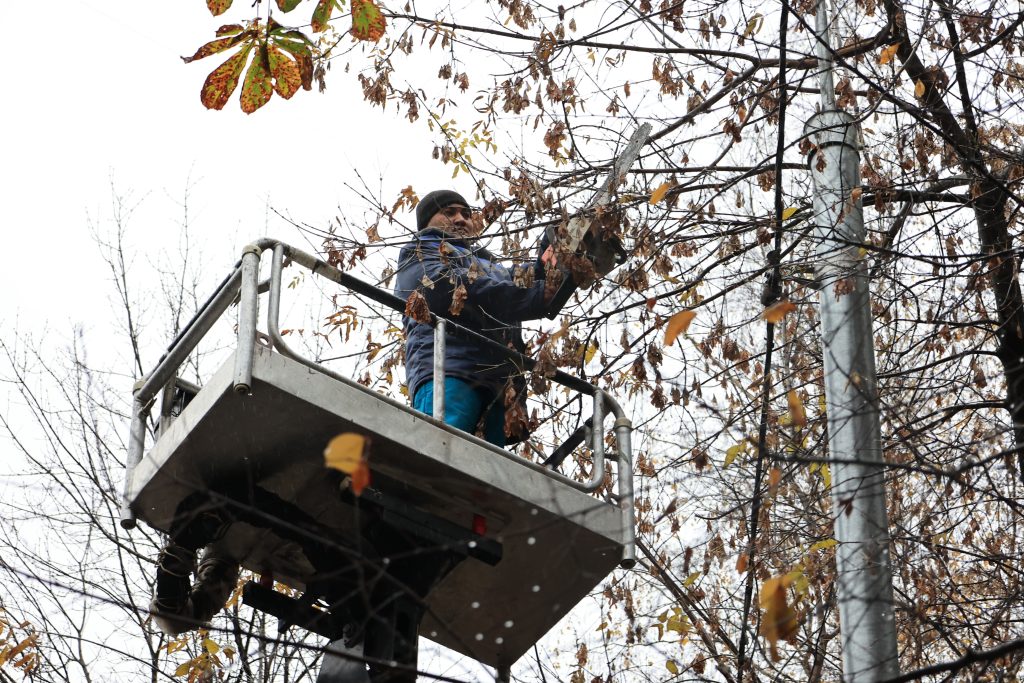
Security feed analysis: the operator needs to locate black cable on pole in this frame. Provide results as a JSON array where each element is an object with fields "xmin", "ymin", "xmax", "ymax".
[{"xmin": 735, "ymin": 1, "xmax": 790, "ymax": 679}]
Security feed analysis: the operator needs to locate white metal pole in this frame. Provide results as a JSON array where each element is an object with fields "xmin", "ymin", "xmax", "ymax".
[
  {"xmin": 233, "ymin": 245, "xmax": 261, "ymax": 394},
  {"xmin": 806, "ymin": 2, "xmax": 900, "ymax": 680},
  {"xmin": 433, "ymin": 318, "xmax": 446, "ymax": 420}
]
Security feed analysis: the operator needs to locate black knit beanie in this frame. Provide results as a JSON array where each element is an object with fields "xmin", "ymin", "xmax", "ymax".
[{"xmin": 416, "ymin": 189, "xmax": 469, "ymax": 229}]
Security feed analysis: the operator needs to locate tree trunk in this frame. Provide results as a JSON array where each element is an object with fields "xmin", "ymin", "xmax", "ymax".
[{"xmin": 883, "ymin": 0, "xmax": 1024, "ymax": 474}]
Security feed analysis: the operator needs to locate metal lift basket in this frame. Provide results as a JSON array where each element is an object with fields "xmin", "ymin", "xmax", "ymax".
[{"xmin": 120, "ymin": 239, "xmax": 635, "ymax": 672}]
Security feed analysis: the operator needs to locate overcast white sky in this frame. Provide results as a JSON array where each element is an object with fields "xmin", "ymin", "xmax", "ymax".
[{"xmin": 3, "ymin": 1, "xmax": 458, "ymax": 341}]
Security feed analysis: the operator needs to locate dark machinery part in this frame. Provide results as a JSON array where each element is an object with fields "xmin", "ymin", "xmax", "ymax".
[
  {"xmin": 149, "ymin": 497, "xmax": 238, "ymax": 635},
  {"xmin": 151, "ymin": 480, "xmax": 503, "ymax": 683},
  {"xmin": 543, "ymin": 223, "xmax": 628, "ymax": 319},
  {"xmin": 543, "ymin": 417, "xmax": 593, "ymax": 470}
]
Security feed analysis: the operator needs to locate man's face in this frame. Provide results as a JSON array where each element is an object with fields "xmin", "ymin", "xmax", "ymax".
[{"xmin": 427, "ymin": 203, "xmax": 482, "ymax": 237}]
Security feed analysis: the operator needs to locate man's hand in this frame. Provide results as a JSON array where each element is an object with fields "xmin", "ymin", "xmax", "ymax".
[{"xmin": 541, "ymin": 244, "xmax": 558, "ymax": 268}]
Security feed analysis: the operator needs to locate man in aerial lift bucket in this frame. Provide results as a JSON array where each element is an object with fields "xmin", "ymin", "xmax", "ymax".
[
  {"xmin": 318, "ymin": 193, "xmax": 560, "ymax": 680},
  {"xmin": 395, "ymin": 189, "xmax": 558, "ymax": 446}
]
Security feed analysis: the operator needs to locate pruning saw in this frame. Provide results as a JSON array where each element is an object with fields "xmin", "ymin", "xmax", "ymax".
[{"xmin": 544, "ymin": 122, "xmax": 652, "ymax": 318}]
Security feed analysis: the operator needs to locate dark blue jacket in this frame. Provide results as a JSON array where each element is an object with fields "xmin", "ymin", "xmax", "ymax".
[{"xmin": 395, "ymin": 228, "xmax": 548, "ymax": 398}]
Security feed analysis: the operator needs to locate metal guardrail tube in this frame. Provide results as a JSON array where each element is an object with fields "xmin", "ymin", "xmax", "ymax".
[
  {"xmin": 263, "ymin": 302, "xmax": 607, "ymax": 493},
  {"xmin": 613, "ymin": 416, "xmax": 636, "ymax": 568},
  {"xmin": 262, "ymin": 244, "xmax": 612, "ymax": 494},
  {"xmin": 123, "ymin": 258, "xmax": 248, "ymax": 528},
  {"xmin": 158, "ymin": 377, "xmax": 177, "ymax": 438},
  {"xmin": 542, "ymin": 417, "xmax": 592, "ymax": 469},
  {"xmin": 137, "ymin": 267, "xmax": 244, "ymax": 403},
  {"xmin": 281, "ymin": 244, "xmax": 597, "ymax": 396},
  {"xmin": 175, "ymin": 376, "xmax": 202, "ymax": 396},
  {"xmin": 279, "ymin": 242, "xmax": 622, "ymax": 495},
  {"xmin": 433, "ymin": 319, "xmax": 446, "ymax": 420},
  {"xmin": 151, "ymin": 262, "xmax": 241, "ymax": 365},
  {"xmin": 285, "ymin": 247, "xmax": 409, "ymax": 311},
  {"xmin": 233, "ymin": 246, "xmax": 261, "ymax": 394},
  {"xmin": 267, "ymin": 244, "xmax": 305, "ymax": 365},
  {"xmin": 125, "ymin": 237, "xmax": 632, "ymax": 538},
  {"xmin": 119, "ymin": 392, "xmax": 148, "ymax": 529}
]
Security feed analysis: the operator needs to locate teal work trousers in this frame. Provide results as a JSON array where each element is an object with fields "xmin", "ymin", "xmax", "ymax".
[{"xmin": 413, "ymin": 377, "xmax": 506, "ymax": 447}]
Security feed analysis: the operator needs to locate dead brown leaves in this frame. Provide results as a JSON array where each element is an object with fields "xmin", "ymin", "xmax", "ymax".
[{"xmin": 404, "ymin": 290, "xmax": 432, "ymax": 324}]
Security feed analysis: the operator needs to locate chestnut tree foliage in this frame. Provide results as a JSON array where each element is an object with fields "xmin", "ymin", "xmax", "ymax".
[
  {"xmin": 4, "ymin": 0, "xmax": 1024, "ymax": 681},
  {"xmin": 285, "ymin": 0, "xmax": 1024, "ymax": 678}
]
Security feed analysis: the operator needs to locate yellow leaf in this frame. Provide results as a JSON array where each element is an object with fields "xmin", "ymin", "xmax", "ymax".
[
  {"xmin": 878, "ymin": 43, "xmax": 900, "ymax": 65},
  {"xmin": 324, "ymin": 433, "xmax": 368, "ymax": 474},
  {"xmin": 790, "ymin": 569, "xmax": 810, "ymax": 597},
  {"xmin": 175, "ymin": 661, "xmax": 192, "ymax": 677},
  {"xmin": 724, "ymin": 443, "xmax": 744, "ymax": 467},
  {"xmin": 768, "ymin": 467, "xmax": 782, "ymax": 496},
  {"xmin": 666, "ymin": 614, "xmax": 688, "ymax": 635},
  {"xmin": 12, "ymin": 652, "xmax": 35, "ymax": 671},
  {"xmin": 203, "ymin": 638, "xmax": 220, "ymax": 654},
  {"xmin": 914, "ymin": 79, "xmax": 925, "ymax": 98},
  {"xmin": 649, "ymin": 181, "xmax": 672, "ymax": 205},
  {"xmin": 820, "ymin": 463, "xmax": 831, "ymax": 488},
  {"xmin": 781, "ymin": 206, "xmax": 798, "ymax": 221},
  {"xmin": 666, "ymin": 660, "xmax": 679, "ymax": 675},
  {"xmin": 759, "ymin": 575, "xmax": 800, "ymax": 661},
  {"xmin": 682, "ymin": 571, "xmax": 701, "ymax": 587},
  {"xmin": 743, "ymin": 13, "xmax": 763, "ymax": 37},
  {"xmin": 809, "ymin": 538, "xmax": 838, "ymax": 553},
  {"xmin": 781, "ymin": 568, "xmax": 810, "ymax": 599},
  {"xmin": 763, "ymin": 300, "xmax": 796, "ymax": 324},
  {"xmin": 5, "ymin": 636, "xmax": 36, "ymax": 665},
  {"xmin": 584, "ymin": 342, "xmax": 598, "ymax": 364},
  {"xmin": 665, "ymin": 310, "xmax": 696, "ymax": 345},
  {"xmin": 786, "ymin": 390, "xmax": 806, "ymax": 428}
]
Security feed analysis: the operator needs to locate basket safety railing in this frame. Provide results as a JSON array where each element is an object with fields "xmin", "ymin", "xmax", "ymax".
[{"xmin": 120, "ymin": 238, "xmax": 636, "ymax": 567}]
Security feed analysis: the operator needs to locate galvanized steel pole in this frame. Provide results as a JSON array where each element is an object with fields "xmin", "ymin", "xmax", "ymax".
[
  {"xmin": 806, "ymin": 1, "xmax": 900, "ymax": 680},
  {"xmin": 433, "ymin": 318, "xmax": 446, "ymax": 420},
  {"xmin": 233, "ymin": 245, "xmax": 261, "ymax": 395}
]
